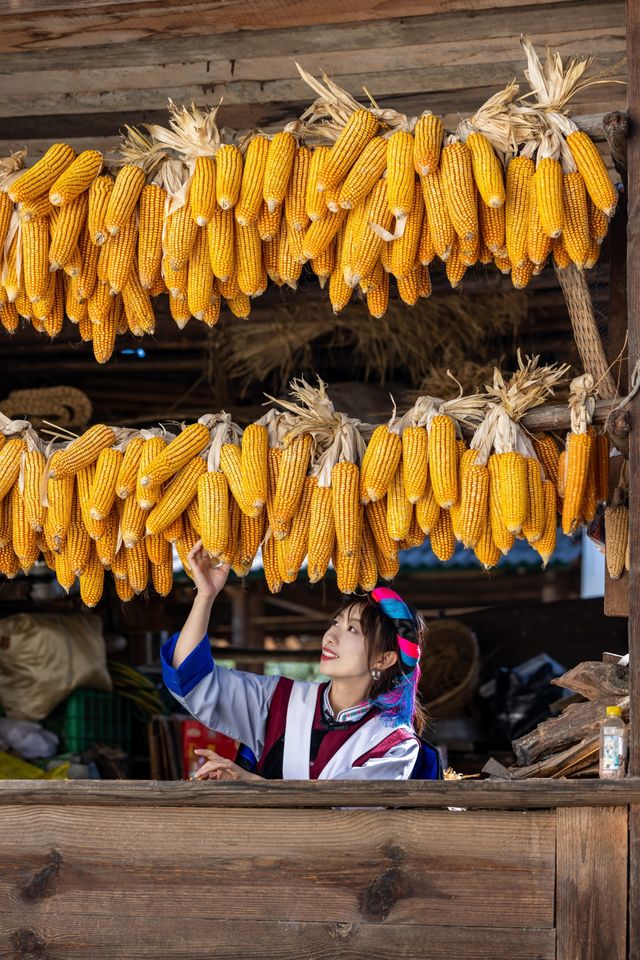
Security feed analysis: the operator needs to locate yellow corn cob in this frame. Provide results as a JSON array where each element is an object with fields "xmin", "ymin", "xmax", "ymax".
[
  {"xmin": 420, "ymin": 170, "xmax": 455, "ymax": 261},
  {"xmin": 284, "ymin": 144, "xmax": 311, "ymax": 233},
  {"xmin": 151, "ymin": 553, "xmax": 174, "ymax": 596},
  {"xmin": 0, "ymin": 541, "xmax": 20, "ymax": 578},
  {"xmin": 202, "ymin": 289, "xmax": 221, "ymax": 327},
  {"xmin": 126, "ymin": 540, "xmax": 149, "ymax": 594},
  {"xmin": 390, "ymin": 188, "xmax": 423, "ymax": 279},
  {"xmin": 113, "ymin": 573, "xmax": 134, "ymax": 601},
  {"xmin": 304, "ymin": 146, "xmax": 329, "ymax": 221},
  {"xmin": 413, "ymin": 114, "xmax": 444, "ymax": 176},
  {"xmin": 526, "ymin": 178, "xmax": 551, "ymax": 268},
  {"xmin": 206, "ymin": 206, "xmax": 235, "ymax": 282},
  {"xmin": 301, "ymin": 207, "xmax": 347, "ymax": 263},
  {"xmin": 240, "ymin": 423, "xmax": 268, "ymax": 511},
  {"xmin": 186, "ymin": 496, "xmax": 201, "ymax": 536},
  {"xmin": 220, "ymin": 442, "xmax": 259, "ymax": 518},
  {"xmin": 430, "ymin": 508, "xmax": 455, "ymax": 562},
  {"xmin": 418, "ymin": 211, "xmax": 436, "ymax": 265},
  {"xmin": 318, "ymin": 110, "xmax": 379, "ymax": 192},
  {"xmin": 535, "ymin": 156, "xmax": 564, "ymax": 239},
  {"xmin": 138, "ymin": 183, "xmax": 166, "ymax": 288},
  {"xmin": 141, "ymin": 423, "xmax": 210, "ymax": 488},
  {"xmin": 583, "ymin": 238, "xmax": 601, "ymax": 269},
  {"xmin": 487, "ymin": 455, "xmax": 515, "ymax": 554},
  {"xmin": 387, "ymin": 132, "xmax": 415, "ymax": 220},
  {"xmin": 167, "ymin": 202, "xmax": 198, "ymax": 272},
  {"xmin": 605, "ymin": 504, "xmax": 628, "ymax": 580},
  {"xmin": 350, "ymin": 180, "xmax": 393, "ymax": 287},
  {"xmin": 67, "ymin": 508, "xmax": 92, "ymax": 577},
  {"xmin": 505, "ymin": 156, "xmax": 534, "ymax": 268},
  {"xmin": 14, "ymin": 285, "xmax": 32, "ymax": 319},
  {"xmin": 0, "ymin": 301, "xmax": 19, "ymax": 334},
  {"xmin": 417, "ymin": 263, "xmax": 432, "ymax": 298},
  {"xmin": 49, "ymin": 150, "xmax": 102, "ymax": 206},
  {"xmin": 9, "ymin": 144, "xmax": 76, "ymax": 203},
  {"xmin": 235, "ymin": 136, "xmax": 269, "ymax": 227},
  {"xmin": 236, "ymin": 222, "xmax": 264, "ymax": 297},
  {"xmin": 522, "ymin": 456, "xmax": 546, "ymax": 544},
  {"xmin": 185, "ymin": 226, "xmax": 214, "ymax": 320},
  {"xmin": 106, "ymin": 213, "xmax": 138, "ymax": 294},
  {"xmin": 271, "ymin": 433, "xmax": 312, "ymax": 538},
  {"xmin": 265, "ymin": 447, "xmax": 282, "ymax": 529},
  {"xmin": 587, "ymin": 195, "xmax": 609, "ymax": 245},
  {"xmin": 358, "ymin": 518, "xmax": 378, "ymax": 591},
  {"xmin": 398, "ymin": 507, "xmax": 425, "ymax": 551},
  {"xmin": 87, "ymin": 174, "xmax": 114, "ymax": 245},
  {"xmin": 282, "ymin": 475, "xmax": 315, "ymax": 581},
  {"xmin": 458, "ymin": 460, "xmax": 489, "ymax": 549},
  {"xmin": 262, "ymin": 532, "xmax": 282, "ymax": 594},
  {"xmin": 49, "ymin": 192, "xmax": 87, "ymax": 270},
  {"xmin": 47, "ymin": 470, "xmax": 74, "ymax": 551},
  {"xmin": 146, "ymin": 532, "xmax": 170, "ymax": 566},
  {"xmin": 76, "ymin": 463, "xmax": 101, "ymax": 540},
  {"xmin": 360, "ymin": 424, "xmax": 402, "ymax": 505},
  {"xmin": 21, "ymin": 216, "xmax": 50, "ymax": 304},
  {"xmin": 62, "ymin": 242, "xmax": 82, "ymax": 279},
  {"xmin": 307, "ymin": 485, "xmax": 335, "ymax": 583},
  {"xmin": 532, "ymin": 433, "xmax": 560, "ymax": 489},
  {"xmin": 386, "ymin": 462, "xmax": 412, "ymax": 542},
  {"xmin": 415, "ymin": 474, "xmax": 440, "ymax": 534},
  {"xmin": 511, "ymin": 257, "xmax": 534, "ymax": 289},
  {"xmin": 440, "ymin": 138, "xmax": 478, "ymax": 242},
  {"xmin": 477, "ymin": 198, "xmax": 505, "ymax": 256},
  {"xmin": 0, "ymin": 439, "xmax": 26, "ymax": 503},
  {"xmin": 0, "ymin": 492, "xmax": 11, "ymax": 549},
  {"xmin": 135, "ymin": 436, "xmax": 166, "ymax": 509},
  {"xmin": 51, "ymin": 424, "xmax": 117, "ymax": 480},
  {"xmin": 337, "ymin": 137, "xmax": 387, "ymax": 211},
  {"xmin": 335, "ymin": 545, "xmax": 359, "ymax": 595},
  {"xmin": 276, "ymin": 219, "xmax": 303, "ymax": 289},
  {"xmin": 396, "ymin": 266, "xmax": 418, "ymax": 305},
  {"xmin": 566, "ymin": 131, "xmax": 617, "ymax": 216},
  {"xmin": 365, "ymin": 496, "xmax": 398, "ymax": 559},
  {"xmin": 562, "ymin": 171, "xmax": 590, "ymax": 267},
  {"xmin": 0, "ymin": 192, "xmax": 13, "ymax": 251},
  {"xmin": 366, "ymin": 266, "xmax": 389, "ymax": 318},
  {"xmin": 225, "ymin": 292, "xmax": 251, "ymax": 319},
  {"xmin": 257, "ymin": 201, "xmax": 282, "ymax": 243},
  {"xmin": 533, "ymin": 479, "xmax": 558, "ymax": 567},
  {"xmin": 3, "ymin": 231, "xmax": 20, "ymax": 302},
  {"xmin": 146, "ymin": 457, "xmax": 206, "ymax": 536},
  {"xmin": 41, "ymin": 275, "xmax": 64, "ymax": 338},
  {"xmin": 331, "ymin": 461, "xmax": 362, "ymax": 556},
  {"xmin": 197, "ymin": 471, "xmax": 229, "ymax": 559},
  {"xmin": 263, "ymin": 132, "xmax": 296, "ymax": 213},
  {"xmin": 120, "ymin": 491, "xmax": 147, "ymax": 549},
  {"xmin": 105, "ymin": 164, "xmax": 146, "ymax": 237},
  {"xmin": 329, "ymin": 259, "xmax": 353, "ymax": 314},
  {"xmin": 76, "ymin": 224, "xmax": 100, "ymax": 301},
  {"xmin": 474, "ymin": 515, "xmax": 501, "ymax": 571},
  {"xmin": 122, "ymin": 270, "xmax": 155, "ymax": 334},
  {"xmin": 190, "ymin": 156, "xmax": 217, "ymax": 226},
  {"xmin": 91, "ymin": 296, "xmax": 119, "ymax": 363},
  {"xmin": 427, "ymin": 415, "xmax": 459, "ymax": 508},
  {"xmin": 561, "ymin": 431, "xmax": 592, "ymax": 535},
  {"xmin": 465, "ymin": 131, "xmax": 505, "ymax": 208},
  {"xmin": 495, "ymin": 451, "xmax": 528, "ymax": 534},
  {"xmin": 311, "ymin": 235, "xmax": 337, "ymax": 288},
  {"xmin": 11, "ymin": 484, "xmax": 39, "ymax": 572},
  {"xmin": 580, "ymin": 429, "xmax": 598, "ymax": 524},
  {"xmin": 556, "ymin": 448, "xmax": 568, "ymax": 501},
  {"xmin": 89, "ymin": 448, "xmax": 122, "ymax": 521},
  {"xmin": 22, "ymin": 449, "xmax": 46, "ymax": 532},
  {"xmin": 595, "ymin": 433, "xmax": 610, "ymax": 503},
  {"xmin": 163, "ymin": 513, "xmax": 185, "ymax": 545},
  {"xmin": 218, "ymin": 495, "xmax": 240, "ymax": 566},
  {"xmin": 550, "ymin": 236, "xmax": 570, "ymax": 271}
]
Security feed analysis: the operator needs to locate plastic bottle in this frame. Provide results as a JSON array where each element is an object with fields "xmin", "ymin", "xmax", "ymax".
[{"xmin": 599, "ymin": 706, "xmax": 628, "ymax": 779}]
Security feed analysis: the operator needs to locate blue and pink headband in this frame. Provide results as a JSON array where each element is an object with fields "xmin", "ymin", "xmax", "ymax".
[{"xmin": 370, "ymin": 586, "xmax": 421, "ymax": 671}]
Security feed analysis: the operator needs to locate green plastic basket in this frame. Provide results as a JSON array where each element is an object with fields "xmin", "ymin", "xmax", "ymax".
[{"xmin": 47, "ymin": 689, "xmax": 133, "ymax": 754}]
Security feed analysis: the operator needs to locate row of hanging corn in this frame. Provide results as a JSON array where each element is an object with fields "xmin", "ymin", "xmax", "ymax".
[
  {"xmin": 0, "ymin": 361, "xmax": 615, "ymax": 604},
  {"xmin": 0, "ymin": 38, "xmax": 618, "ymax": 360}
]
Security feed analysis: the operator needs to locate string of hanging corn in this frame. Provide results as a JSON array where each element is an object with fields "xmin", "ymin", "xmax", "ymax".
[
  {"xmin": 0, "ymin": 37, "xmax": 620, "ymax": 355},
  {"xmin": 0, "ymin": 362, "xmax": 614, "ymax": 601}
]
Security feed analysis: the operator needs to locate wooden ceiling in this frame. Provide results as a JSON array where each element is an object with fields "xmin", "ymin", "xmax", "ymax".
[{"xmin": 0, "ymin": 0, "xmax": 627, "ymax": 422}]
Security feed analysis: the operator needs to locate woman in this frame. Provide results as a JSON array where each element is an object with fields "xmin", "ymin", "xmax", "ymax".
[{"xmin": 161, "ymin": 540, "xmax": 432, "ymax": 781}]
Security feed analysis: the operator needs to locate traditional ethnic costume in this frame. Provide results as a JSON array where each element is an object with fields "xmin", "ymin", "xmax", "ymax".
[{"xmin": 161, "ymin": 586, "xmax": 441, "ymax": 780}]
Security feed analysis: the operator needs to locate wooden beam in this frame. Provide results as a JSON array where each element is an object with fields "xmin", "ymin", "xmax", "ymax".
[{"xmin": 0, "ymin": 778, "xmax": 639, "ymax": 809}]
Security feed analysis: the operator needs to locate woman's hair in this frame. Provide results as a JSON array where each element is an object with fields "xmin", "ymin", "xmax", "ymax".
[{"xmin": 334, "ymin": 596, "xmax": 428, "ymax": 734}]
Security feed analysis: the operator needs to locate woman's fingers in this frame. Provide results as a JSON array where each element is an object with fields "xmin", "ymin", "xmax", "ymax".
[{"xmin": 188, "ymin": 539, "xmax": 204, "ymax": 562}]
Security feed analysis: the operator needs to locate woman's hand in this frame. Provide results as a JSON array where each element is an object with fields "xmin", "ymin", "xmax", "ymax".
[
  {"xmin": 188, "ymin": 541, "xmax": 231, "ymax": 600},
  {"xmin": 193, "ymin": 749, "xmax": 263, "ymax": 782}
]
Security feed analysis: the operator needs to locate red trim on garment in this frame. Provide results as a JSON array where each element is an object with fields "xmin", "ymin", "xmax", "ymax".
[
  {"xmin": 256, "ymin": 676, "xmax": 295, "ymax": 774},
  {"xmin": 352, "ymin": 728, "xmax": 417, "ymax": 767},
  {"xmin": 309, "ymin": 704, "xmax": 378, "ymax": 780}
]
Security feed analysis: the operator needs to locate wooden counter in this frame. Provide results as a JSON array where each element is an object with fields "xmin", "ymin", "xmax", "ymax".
[{"xmin": 0, "ymin": 778, "xmax": 636, "ymax": 960}]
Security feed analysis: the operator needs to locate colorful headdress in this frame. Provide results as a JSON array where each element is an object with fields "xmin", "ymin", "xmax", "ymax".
[{"xmin": 368, "ymin": 586, "xmax": 423, "ymax": 728}]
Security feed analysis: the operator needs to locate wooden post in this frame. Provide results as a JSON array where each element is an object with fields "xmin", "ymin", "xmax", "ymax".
[{"xmin": 626, "ymin": 2, "xmax": 640, "ymax": 958}]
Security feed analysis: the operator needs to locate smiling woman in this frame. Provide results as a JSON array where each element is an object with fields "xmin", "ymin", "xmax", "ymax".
[{"xmin": 160, "ymin": 541, "xmax": 440, "ymax": 781}]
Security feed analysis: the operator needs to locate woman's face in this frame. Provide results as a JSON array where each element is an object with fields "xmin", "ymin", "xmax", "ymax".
[{"xmin": 319, "ymin": 604, "xmax": 370, "ymax": 681}]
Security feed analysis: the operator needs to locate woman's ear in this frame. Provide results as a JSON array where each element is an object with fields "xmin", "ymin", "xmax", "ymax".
[{"xmin": 376, "ymin": 650, "xmax": 398, "ymax": 672}]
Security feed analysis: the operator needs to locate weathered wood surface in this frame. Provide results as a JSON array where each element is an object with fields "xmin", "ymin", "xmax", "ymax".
[
  {"xmin": 0, "ymin": 778, "xmax": 639, "ymax": 808},
  {"xmin": 511, "ymin": 698, "xmax": 629, "ymax": 766},
  {"xmin": 0, "ymin": 916, "xmax": 557, "ymax": 960},
  {"xmin": 0, "ymin": 807, "xmax": 555, "ymax": 927},
  {"xmin": 557, "ymin": 806, "xmax": 628, "ymax": 960},
  {"xmin": 551, "ymin": 660, "xmax": 630, "ymax": 700},
  {"xmin": 0, "ymin": 1, "xmax": 625, "ymax": 158}
]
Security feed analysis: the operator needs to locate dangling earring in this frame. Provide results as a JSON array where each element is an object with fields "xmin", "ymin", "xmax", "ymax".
[{"xmin": 370, "ymin": 667, "xmax": 381, "ymax": 681}]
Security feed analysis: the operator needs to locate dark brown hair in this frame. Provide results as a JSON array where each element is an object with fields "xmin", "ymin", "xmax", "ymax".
[{"xmin": 334, "ymin": 598, "xmax": 428, "ymax": 734}]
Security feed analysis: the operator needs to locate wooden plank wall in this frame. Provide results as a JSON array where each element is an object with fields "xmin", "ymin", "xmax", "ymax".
[
  {"xmin": 0, "ymin": 0, "xmax": 626, "ymax": 159},
  {"xmin": 0, "ymin": 796, "xmax": 631, "ymax": 959}
]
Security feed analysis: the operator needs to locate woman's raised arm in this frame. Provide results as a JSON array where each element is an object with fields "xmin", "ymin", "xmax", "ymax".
[{"xmin": 172, "ymin": 541, "xmax": 231, "ymax": 668}]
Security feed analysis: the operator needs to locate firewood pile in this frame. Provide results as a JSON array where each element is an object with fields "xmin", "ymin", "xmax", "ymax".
[{"xmin": 483, "ymin": 654, "xmax": 628, "ymax": 779}]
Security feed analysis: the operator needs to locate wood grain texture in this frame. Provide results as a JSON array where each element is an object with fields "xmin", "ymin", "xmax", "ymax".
[
  {"xmin": 0, "ymin": 914, "xmax": 557, "ymax": 960},
  {"xmin": 0, "ymin": 806, "xmax": 555, "ymax": 927},
  {"xmin": 556, "ymin": 806, "xmax": 628, "ymax": 960},
  {"xmin": 0, "ymin": 778, "xmax": 639, "ymax": 808}
]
